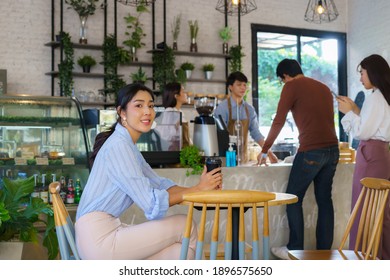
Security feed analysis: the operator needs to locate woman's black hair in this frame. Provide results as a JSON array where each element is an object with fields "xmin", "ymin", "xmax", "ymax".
[
  {"xmin": 358, "ymin": 54, "xmax": 390, "ymax": 105},
  {"xmin": 89, "ymin": 83, "xmax": 155, "ymax": 167},
  {"xmin": 162, "ymin": 82, "xmax": 181, "ymax": 108}
]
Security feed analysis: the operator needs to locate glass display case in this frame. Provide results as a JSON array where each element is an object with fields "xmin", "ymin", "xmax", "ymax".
[{"xmin": 0, "ymin": 95, "xmax": 91, "ymax": 187}]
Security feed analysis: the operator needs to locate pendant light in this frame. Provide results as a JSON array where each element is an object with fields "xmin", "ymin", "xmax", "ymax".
[
  {"xmin": 215, "ymin": 0, "xmax": 257, "ymax": 16},
  {"xmin": 304, "ymin": 0, "xmax": 339, "ymax": 23}
]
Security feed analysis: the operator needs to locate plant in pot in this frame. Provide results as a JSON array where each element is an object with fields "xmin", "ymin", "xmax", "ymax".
[
  {"xmin": 219, "ymin": 26, "xmax": 233, "ymax": 54},
  {"xmin": 123, "ymin": 3, "xmax": 149, "ymax": 62},
  {"xmin": 171, "ymin": 14, "xmax": 181, "ymax": 51},
  {"xmin": 58, "ymin": 31, "xmax": 74, "ymax": 97},
  {"xmin": 130, "ymin": 67, "xmax": 148, "ymax": 84},
  {"xmin": 202, "ymin": 63, "xmax": 215, "ymax": 80},
  {"xmin": 0, "ymin": 176, "xmax": 58, "ymax": 259},
  {"xmin": 180, "ymin": 62, "xmax": 195, "ymax": 79},
  {"xmin": 77, "ymin": 55, "xmax": 96, "ymax": 73},
  {"xmin": 229, "ymin": 45, "xmax": 245, "ymax": 73},
  {"xmin": 65, "ymin": 0, "xmax": 104, "ymax": 44},
  {"xmin": 188, "ymin": 20, "xmax": 199, "ymax": 52}
]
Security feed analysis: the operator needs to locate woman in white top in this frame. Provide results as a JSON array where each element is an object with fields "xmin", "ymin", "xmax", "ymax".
[
  {"xmin": 162, "ymin": 82, "xmax": 193, "ymax": 148},
  {"xmin": 337, "ymin": 54, "xmax": 390, "ymax": 259}
]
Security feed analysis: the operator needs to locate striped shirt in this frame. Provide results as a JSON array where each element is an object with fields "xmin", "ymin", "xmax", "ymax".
[{"xmin": 76, "ymin": 124, "xmax": 175, "ymax": 221}]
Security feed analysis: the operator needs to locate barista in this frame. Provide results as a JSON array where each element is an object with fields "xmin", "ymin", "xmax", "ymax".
[{"xmin": 214, "ymin": 71, "xmax": 278, "ymax": 164}]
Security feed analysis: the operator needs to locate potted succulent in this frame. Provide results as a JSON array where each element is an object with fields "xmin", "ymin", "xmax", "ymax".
[
  {"xmin": 219, "ymin": 26, "xmax": 233, "ymax": 54},
  {"xmin": 65, "ymin": 0, "xmax": 103, "ymax": 44},
  {"xmin": 0, "ymin": 176, "xmax": 58, "ymax": 259},
  {"xmin": 171, "ymin": 14, "xmax": 181, "ymax": 50},
  {"xmin": 202, "ymin": 63, "xmax": 215, "ymax": 80},
  {"xmin": 77, "ymin": 55, "xmax": 97, "ymax": 73},
  {"xmin": 188, "ymin": 20, "xmax": 199, "ymax": 52},
  {"xmin": 130, "ymin": 67, "xmax": 148, "ymax": 84},
  {"xmin": 180, "ymin": 62, "xmax": 195, "ymax": 79}
]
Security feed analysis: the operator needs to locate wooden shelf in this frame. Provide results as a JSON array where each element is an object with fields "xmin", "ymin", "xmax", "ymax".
[
  {"xmin": 147, "ymin": 49, "xmax": 230, "ymax": 59},
  {"xmin": 45, "ymin": 71, "xmax": 107, "ymax": 78},
  {"xmin": 187, "ymin": 78, "xmax": 226, "ymax": 83},
  {"xmin": 120, "ymin": 61, "xmax": 153, "ymax": 67},
  {"xmin": 45, "ymin": 41, "xmax": 102, "ymax": 50}
]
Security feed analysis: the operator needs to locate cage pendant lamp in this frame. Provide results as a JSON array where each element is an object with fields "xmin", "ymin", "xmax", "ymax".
[
  {"xmin": 117, "ymin": 0, "xmax": 156, "ymax": 6},
  {"xmin": 215, "ymin": 0, "xmax": 257, "ymax": 16},
  {"xmin": 304, "ymin": 0, "xmax": 339, "ymax": 23}
]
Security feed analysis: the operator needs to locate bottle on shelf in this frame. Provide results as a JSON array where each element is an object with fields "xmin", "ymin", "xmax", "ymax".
[
  {"xmin": 49, "ymin": 173, "xmax": 56, "ymax": 204},
  {"xmin": 31, "ymin": 174, "xmax": 40, "ymax": 199},
  {"xmin": 59, "ymin": 176, "xmax": 67, "ymax": 203},
  {"xmin": 226, "ymin": 143, "xmax": 236, "ymax": 167},
  {"xmin": 74, "ymin": 178, "xmax": 82, "ymax": 204},
  {"xmin": 66, "ymin": 178, "xmax": 75, "ymax": 204},
  {"xmin": 39, "ymin": 174, "xmax": 49, "ymax": 204}
]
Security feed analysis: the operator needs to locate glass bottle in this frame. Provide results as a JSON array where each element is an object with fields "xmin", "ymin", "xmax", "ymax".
[
  {"xmin": 39, "ymin": 174, "xmax": 49, "ymax": 204},
  {"xmin": 31, "ymin": 174, "xmax": 40, "ymax": 199},
  {"xmin": 74, "ymin": 178, "xmax": 82, "ymax": 204},
  {"xmin": 66, "ymin": 178, "xmax": 75, "ymax": 204},
  {"xmin": 59, "ymin": 176, "xmax": 67, "ymax": 203}
]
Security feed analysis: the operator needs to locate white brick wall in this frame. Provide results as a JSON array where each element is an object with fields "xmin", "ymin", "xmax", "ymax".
[{"xmin": 0, "ymin": 0, "xmax": 353, "ymax": 98}]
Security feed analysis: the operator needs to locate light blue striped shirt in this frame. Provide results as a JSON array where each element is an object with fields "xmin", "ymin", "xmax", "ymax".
[
  {"xmin": 214, "ymin": 96, "xmax": 265, "ymax": 142},
  {"xmin": 76, "ymin": 124, "xmax": 175, "ymax": 221}
]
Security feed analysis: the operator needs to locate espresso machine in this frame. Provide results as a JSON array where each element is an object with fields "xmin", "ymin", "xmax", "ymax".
[{"xmin": 193, "ymin": 96, "xmax": 229, "ymax": 156}]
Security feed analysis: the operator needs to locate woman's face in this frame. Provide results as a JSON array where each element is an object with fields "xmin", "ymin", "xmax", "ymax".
[
  {"xmin": 175, "ymin": 86, "xmax": 188, "ymax": 106},
  {"xmin": 120, "ymin": 90, "xmax": 155, "ymax": 142},
  {"xmin": 359, "ymin": 67, "xmax": 374, "ymax": 90}
]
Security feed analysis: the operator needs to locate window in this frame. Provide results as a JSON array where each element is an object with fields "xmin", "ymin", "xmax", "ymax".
[{"xmin": 251, "ymin": 24, "xmax": 348, "ymax": 150}]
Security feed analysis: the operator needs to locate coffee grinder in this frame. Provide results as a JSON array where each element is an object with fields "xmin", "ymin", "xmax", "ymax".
[{"xmin": 193, "ymin": 96, "xmax": 229, "ymax": 156}]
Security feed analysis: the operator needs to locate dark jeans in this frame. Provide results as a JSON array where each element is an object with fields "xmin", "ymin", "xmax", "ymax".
[{"xmin": 286, "ymin": 145, "xmax": 339, "ymax": 250}]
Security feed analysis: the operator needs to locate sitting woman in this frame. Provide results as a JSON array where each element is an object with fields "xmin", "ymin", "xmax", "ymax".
[
  {"xmin": 162, "ymin": 82, "xmax": 192, "ymax": 148},
  {"xmin": 75, "ymin": 83, "xmax": 222, "ymax": 259}
]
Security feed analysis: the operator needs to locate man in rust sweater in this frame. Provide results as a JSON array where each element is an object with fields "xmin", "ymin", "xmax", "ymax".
[{"xmin": 259, "ymin": 59, "xmax": 339, "ymax": 259}]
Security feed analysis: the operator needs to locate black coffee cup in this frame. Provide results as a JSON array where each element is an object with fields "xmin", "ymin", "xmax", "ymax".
[{"xmin": 206, "ymin": 156, "xmax": 222, "ymax": 172}]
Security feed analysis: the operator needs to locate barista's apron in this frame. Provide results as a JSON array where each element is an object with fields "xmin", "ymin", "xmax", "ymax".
[{"xmin": 227, "ymin": 97, "xmax": 249, "ymax": 163}]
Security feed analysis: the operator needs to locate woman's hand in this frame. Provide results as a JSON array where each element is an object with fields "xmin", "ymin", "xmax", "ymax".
[
  {"xmin": 337, "ymin": 96, "xmax": 360, "ymax": 115},
  {"xmin": 195, "ymin": 165, "xmax": 223, "ymax": 191}
]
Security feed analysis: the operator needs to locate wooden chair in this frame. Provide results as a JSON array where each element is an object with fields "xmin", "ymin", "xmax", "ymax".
[
  {"xmin": 339, "ymin": 142, "xmax": 356, "ymax": 163},
  {"xmin": 179, "ymin": 190, "xmax": 276, "ymax": 260},
  {"xmin": 49, "ymin": 182, "xmax": 81, "ymax": 260},
  {"xmin": 288, "ymin": 177, "xmax": 390, "ymax": 260}
]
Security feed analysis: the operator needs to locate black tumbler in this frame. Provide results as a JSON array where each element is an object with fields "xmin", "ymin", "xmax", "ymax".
[{"xmin": 206, "ymin": 156, "xmax": 222, "ymax": 172}]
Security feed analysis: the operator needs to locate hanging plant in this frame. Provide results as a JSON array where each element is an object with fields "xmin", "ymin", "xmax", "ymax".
[
  {"xmin": 229, "ymin": 45, "xmax": 245, "ymax": 73},
  {"xmin": 102, "ymin": 34, "xmax": 126, "ymax": 100},
  {"xmin": 58, "ymin": 31, "xmax": 74, "ymax": 96},
  {"xmin": 152, "ymin": 45, "xmax": 176, "ymax": 93}
]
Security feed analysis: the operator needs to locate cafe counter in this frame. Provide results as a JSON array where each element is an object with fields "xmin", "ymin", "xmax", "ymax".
[{"xmin": 120, "ymin": 163, "xmax": 355, "ymax": 258}]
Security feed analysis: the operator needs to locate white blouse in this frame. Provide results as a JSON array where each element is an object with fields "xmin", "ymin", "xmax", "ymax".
[{"xmin": 341, "ymin": 89, "xmax": 390, "ymax": 142}]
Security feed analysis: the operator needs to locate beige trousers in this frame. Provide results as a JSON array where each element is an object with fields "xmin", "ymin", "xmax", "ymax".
[{"xmin": 75, "ymin": 212, "xmax": 197, "ymax": 260}]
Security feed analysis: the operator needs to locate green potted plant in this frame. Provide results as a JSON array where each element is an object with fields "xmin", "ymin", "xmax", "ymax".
[
  {"xmin": 229, "ymin": 45, "xmax": 245, "ymax": 73},
  {"xmin": 130, "ymin": 67, "xmax": 148, "ymax": 84},
  {"xmin": 179, "ymin": 145, "xmax": 203, "ymax": 176},
  {"xmin": 123, "ymin": 4, "xmax": 149, "ymax": 62},
  {"xmin": 58, "ymin": 31, "xmax": 74, "ymax": 96},
  {"xmin": 171, "ymin": 14, "xmax": 181, "ymax": 50},
  {"xmin": 0, "ymin": 176, "xmax": 58, "ymax": 259},
  {"xmin": 219, "ymin": 26, "xmax": 233, "ymax": 54},
  {"xmin": 180, "ymin": 62, "xmax": 195, "ymax": 79},
  {"xmin": 202, "ymin": 63, "xmax": 215, "ymax": 80},
  {"xmin": 188, "ymin": 20, "xmax": 199, "ymax": 52},
  {"xmin": 77, "ymin": 55, "xmax": 97, "ymax": 73},
  {"xmin": 65, "ymin": 0, "xmax": 103, "ymax": 44}
]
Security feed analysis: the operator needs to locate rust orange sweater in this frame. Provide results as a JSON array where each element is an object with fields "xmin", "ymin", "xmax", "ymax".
[{"xmin": 262, "ymin": 76, "xmax": 338, "ymax": 153}]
